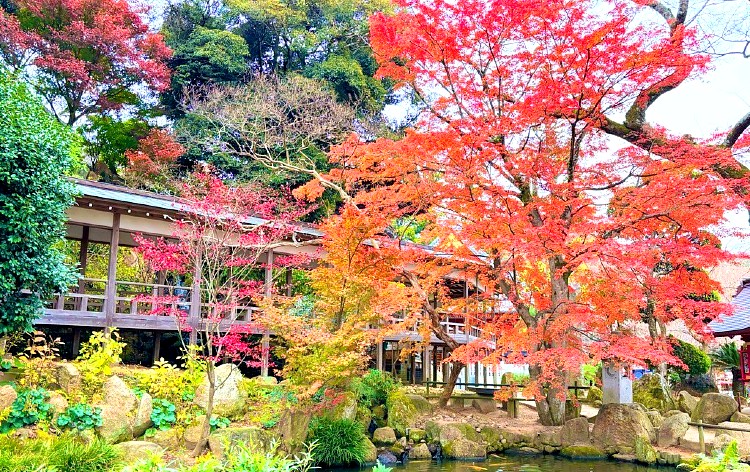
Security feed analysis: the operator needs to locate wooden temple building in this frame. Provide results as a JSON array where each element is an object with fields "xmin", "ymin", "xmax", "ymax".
[
  {"xmin": 37, "ymin": 179, "xmax": 521, "ymax": 385},
  {"xmin": 710, "ymin": 279, "xmax": 750, "ymax": 340}
]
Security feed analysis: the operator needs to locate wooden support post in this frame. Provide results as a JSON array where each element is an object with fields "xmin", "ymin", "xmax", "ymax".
[
  {"xmin": 698, "ymin": 419, "xmax": 705, "ymax": 453},
  {"xmin": 72, "ymin": 328, "xmax": 81, "ymax": 358},
  {"xmin": 474, "ymin": 363, "xmax": 479, "ymax": 386},
  {"xmin": 376, "ymin": 341, "xmax": 384, "ymax": 371},
  {"xmin": 285, "ymin": 267, "xmax": 293, "ymax": 297},
  {"xmin": 188, "ymin": 251, "xmax": 202, "ymax": 346},
  {"xmin": 423, "ymin": 345, "xmax": 430, "ymax": 383},
  {"xmin": 104, "ymin": 214, "xmax": 120, "ymax": 332},
  {"xmin": 77, "ymin": 226, "xmax": 90, "ymax": 299},
  {"xmin": 410, "ymin": 353, "xmax": 416, "ymax": 384},
  {"xmin": 261, "ymin": 250, "xmax": 273, "ymax": 377},
  {"xmin": 153, "ymin": 331, "xmax": 162, "ymax": 363}
]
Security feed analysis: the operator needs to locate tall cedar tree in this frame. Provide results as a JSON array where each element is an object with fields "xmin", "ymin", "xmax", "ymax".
[
  {"xmin": 0, "ymin": 68, "xmax": 76, "ymax": 335},
  {"xmin": 296, "ymin": 0, "xmax": 750, "ymax": 423},
  {"xmin": 0, "ymin": 0, "xmax": 171, "ymax": 126}
]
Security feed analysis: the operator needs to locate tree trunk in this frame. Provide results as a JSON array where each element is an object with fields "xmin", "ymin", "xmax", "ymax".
[
  {"xmin": 530, "ymin": 365, "xmax": 566, "ymax": 426},
  {"xmin": 438, "ymin": 361, "xmax": 465, "ymax": 407},
  {"xmin": 191, "ymin": 361, "xmax": 215, "ymax": 457}
]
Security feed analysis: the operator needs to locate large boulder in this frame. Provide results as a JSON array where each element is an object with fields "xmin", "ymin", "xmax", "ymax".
[
  {"xmin": 409, "ymin": 443, "xmax": 432, "ymax": 459},
  {"xmin": 55, "ymin": 363, "xmax": 81, "ymax": 394},
  {"xmin": 97, "ymin": 405, "xmax": 134, "ymax": 444},
  {"xmin": 633, "ymin": 374, "xmax": 675, "ymax": 413},
  {"xmin": 386, "ymin": 391, "xmax": 433, "ymax": 437},
  {"xmin": 657, "ymin": 412, "xmax": 689, "ymax": 447},
  {"xmin": 184, "ymin": 415, "xmax": 206, "ymax": 450},
  {"xmin": 208, "ymin": 426, "xmax": 274, "ymax": 460},
  {"xmin": 114, "ymin": 441, "xmax": 164, "ymax": 463},
  {"xmin": 442, "ymin": 438, "xmax": 486, "ymax": 460},
  {"xmin": 47, "ymin": 391, "xmax": 68, "ymax": 418},
  {"xmin": 561, "ymin": 417, "xmax": 590, "ymax": 447},
  {"xmin": 103, "ymin": 376, "xmax": 138, "ymax": 413},
  {"xmin": 377, "ymin": 451, "xmax": 399, "ymax": 465},
  {"xmin": 277, "ymin": 409, "xmax": 312, "ymax": 454},
  {"xmin": 678, "ymin": 391, "xmax": 699, "ymax": 415},
  {"xmin": 0, "ymin": 385, "xmax": 16, "ymax": 411},
  {"xmin": 373, "ymin": 427, "xmax": 397, "ymax": 446},
  {"xmin": 691, "ymin": 393, "xmax": 737, "ymax": 425},
  {"xmin": 132, "ymin": 393, "xmax": 153, "ymax": 438},
  {"xmin": 362, "ymin": 438, "xmax": 378, "ymax": 465},
  {"xmin": 193, "ymin": 364, "xmax": 246, "ymax": 419},
  {"xmin": 732, "ymin": 411, "xmax": 750, "ymax": 424},
  {"xmin": 592, "ymin": 403, "xmax": 655, "ymax": 453}
]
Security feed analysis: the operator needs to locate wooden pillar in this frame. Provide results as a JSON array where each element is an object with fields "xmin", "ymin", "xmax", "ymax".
[
  {"xmin": 474, "ymin": 362, "xmax": 480, "ymax": 386},
  {"xmin": 376, "ymin": 341, "xmax": 384, "ymax": 371},
  {"xmin": 72, "ymin": 328, "xmax": 81, "ymax": 358},
  {"xmin": 261, "ymin": 250, "xmax": 273, "ymax": 377},
  {"xmin": 77, "ymin": 226, "xmax": 90, "ymax": 293},
  {"xmin": 410, "ymin": 353, "xmax": 416, "ymax": 384},
  {"xmin": 188, "ymin": 252, "xmax": 202, "ymax": 345},
  {"xmin": 423, "ymin": 345, "xmax": 431, "ymax": 383},
  {"xmin": 285, "ymin": 267, "xmax": 293, "ymax": 297},
  {"xmin": 104, "ymin": 214, "xmax": 120, "ymax": 332},
  {"xmin": 153, "ymin": 331, "xmax": 162, "ymax": 363}
]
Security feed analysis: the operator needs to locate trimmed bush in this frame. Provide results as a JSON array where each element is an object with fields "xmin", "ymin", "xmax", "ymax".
[
  {"xmin": 352, "ymin": 369, "xmax": 399, "ymax": 409},
  {"xmin": 673, "ymin": 340, "xmax": 711, "ymax": 377}
]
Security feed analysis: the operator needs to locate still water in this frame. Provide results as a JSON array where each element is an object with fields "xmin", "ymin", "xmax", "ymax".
[{"xmin": 335, "ymin": 456, "xmax": 675, "ymax": 472}]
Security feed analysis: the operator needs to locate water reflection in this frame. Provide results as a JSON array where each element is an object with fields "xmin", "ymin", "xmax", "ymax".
[{"xmin": 332, "ymin": 455, "xmax": 675, "ymax": 472}]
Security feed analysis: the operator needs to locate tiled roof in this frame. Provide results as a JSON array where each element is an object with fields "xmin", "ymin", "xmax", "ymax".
[{"xmin": 710, "ymin": 280, "xmax": 750, "ymax": 336}]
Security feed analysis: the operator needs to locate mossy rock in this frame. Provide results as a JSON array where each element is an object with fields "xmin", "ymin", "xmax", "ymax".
[
  {"xmin": 425, "ymin": 421, "xmax": 441, "ymax": 443},
  {"xmin": 560, "ymin": 445, "xmax": 607, "ymax": 459},
  {"xmin": 586, "ymin": 386, "xmax": 603, "ymax": 404},
  {"xmin": 386, "ymin": 390, "xmax": 433, "ymax": 437},
  {"xmin": 409, "ymin": 428, "xmax": 426, "ymax": 443},
  {"xmin": 208, "ymin": 427, "xmax": 275, "ymax": 460},
  {"xmin": 355, "ymin": 404, "xmax": 372, "ymax": 431},
  {"xmin": 372, "ymin": 404, "xmax": 386, "ymax": 420},
  {"xmin": 480, "ymin": 426, "xmax": 504, "ymax": 452},
  {"xmin": 633, "ymin": 374, "xmax": 676, "ymax": 413},
  {"xmin": 322, "ymin": 391, "xmax": 358, "ymax": 422},
  {"xmin": 634, "ymin": 435, "xmax": 657, "ymax": 464},
  {"xmin": 442, "ymin": 438, "xmax": 486, "ymax": 460},
  {"xmin": 276, "ymin": 408, "xmax": 312, "ymax": 454},
  {"xmin": 362, "ymin": 438, "xmax": 378, "ymax": 465}
]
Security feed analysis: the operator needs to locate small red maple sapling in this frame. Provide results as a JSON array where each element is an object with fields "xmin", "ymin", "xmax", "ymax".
[{"xmin": 135, "ymin": 172, "xmax": 308, "ymax": 454}]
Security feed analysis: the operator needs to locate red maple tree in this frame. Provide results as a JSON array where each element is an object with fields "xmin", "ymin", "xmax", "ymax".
[
  {"xmin": 0, "ymin": 0, "xmax": 171, "ymax": 125},
  {"xmin": 296, "ymin": 0, "xmax": 749, "ymax": 424},
  {"xmin": 135, "ymin": 173, "xmax": 309, "ymax": 454}
]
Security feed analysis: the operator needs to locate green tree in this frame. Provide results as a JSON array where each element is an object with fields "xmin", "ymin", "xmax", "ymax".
[{"xmin": 0, "ymin": 68, "xmax": 77, "ymax": 335}]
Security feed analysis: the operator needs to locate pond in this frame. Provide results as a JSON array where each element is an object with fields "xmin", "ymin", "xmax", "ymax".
[{"xmin": 334, "ymin": 456, "xmax": 675, "ymax": 472}]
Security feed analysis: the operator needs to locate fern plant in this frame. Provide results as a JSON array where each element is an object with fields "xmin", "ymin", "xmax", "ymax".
[{"xmin": 678, "ymin": 441, "xmax": 750, "ymax": 471}]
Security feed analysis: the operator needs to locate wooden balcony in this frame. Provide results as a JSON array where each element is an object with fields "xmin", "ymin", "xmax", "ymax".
[{"xmin": 40, "ymin": 277, "xmax": 263, "ymax": 334}]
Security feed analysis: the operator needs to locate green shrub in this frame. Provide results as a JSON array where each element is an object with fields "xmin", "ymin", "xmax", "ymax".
[
  {"xmin": 673, "ymin": 340, "xmax": 711, "ymax": 377},
  {"xmin": 76, "ymin": 329, "xmax": 126, "ymax": 401},
  {"xmin": 352, "ymin": 369, "xmax": 399, "ymax": 409},
  {"xmin": 56, "ymin": 403, "xmax": 103, "ymax": 431},
  {"xmin": 0, "ymin": 388, "xmax": 52, "ymax": 433},
  {"xmin": 0, "ymin": 434, "xmax": 120, "ymax": 472},
  {"xmin": 210, "ymin": 416, "xmax": 231, "ymax": 431},
  {"xmin": 150, "ymin": 399, "xmax": 177, "ymax": 431},
  {"xmin": 308, "ymin": 417, "xmax": 367, "ymax": 466}
]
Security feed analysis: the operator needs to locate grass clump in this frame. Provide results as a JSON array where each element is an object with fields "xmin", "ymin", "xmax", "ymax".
[
  {"xmin": 0, "ymin": 434, "xmax": 120, "ymax": 472},
  {"xmin": 308, "ymin": 417, "xmax": 367, "ymax": 466}
]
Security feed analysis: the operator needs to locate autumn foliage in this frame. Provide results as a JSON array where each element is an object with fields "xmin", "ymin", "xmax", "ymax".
[
  {"xmin": 293, "ymin": 0, "xmax": 750, "ymax": 424},
  {"xmin": 0, "ymin": 0, "xmax": 171, "ymax": 125}
]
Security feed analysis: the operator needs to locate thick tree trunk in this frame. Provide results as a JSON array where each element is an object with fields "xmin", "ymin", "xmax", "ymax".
[
  {"xmin": 191, "ymin": 362, "xmax": 215, "ymax": 457},
  {"xmin": 438, "ymin": 361, "xmax": 465, "ymax": 407},
  {"xmin": 530, "ymin": 365, "xmax": 566, "ymax": 426}
]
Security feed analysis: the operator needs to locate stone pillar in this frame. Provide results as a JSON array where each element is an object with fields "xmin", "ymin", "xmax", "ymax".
[{"xmin": 602, "ymin": 361, "xmax": 633, "ymax": 404}]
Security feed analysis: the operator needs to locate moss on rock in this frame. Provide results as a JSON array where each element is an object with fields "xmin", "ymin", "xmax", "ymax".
[{"xmin": 560, "ymin": 445, "xmax": 607, "ymax": 459}]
